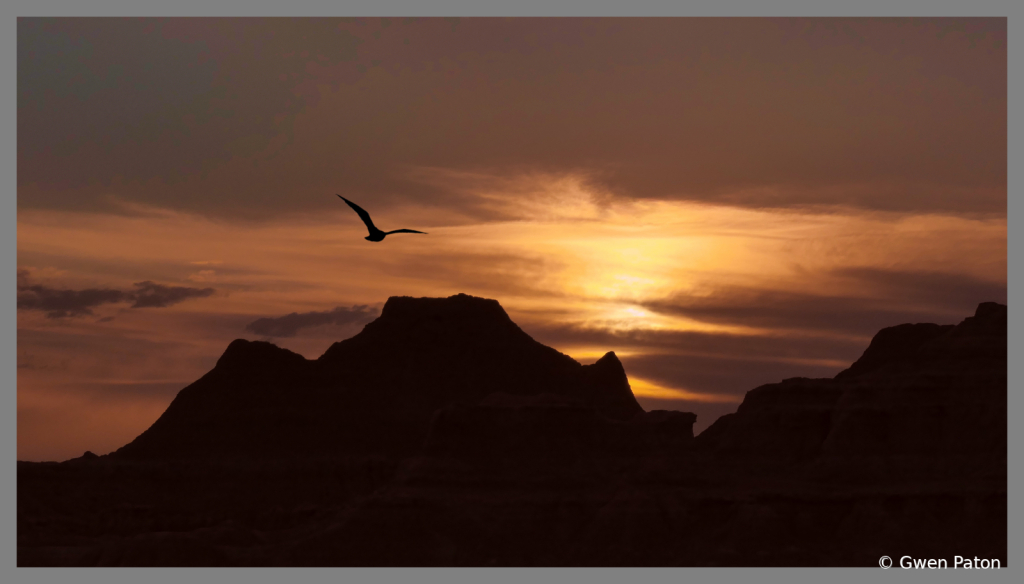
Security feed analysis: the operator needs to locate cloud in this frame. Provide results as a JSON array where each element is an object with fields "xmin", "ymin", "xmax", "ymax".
[
  {"xmin": 17, "ymin": 19, "xmax": 1005, "ymax": 220},
  {"xmin": 245, "ymin": 305, "xmax": 380, "ymax": 338},
  {"xmin": 16, "ymin": 270, "xmax": 216, "ymax": 318},
  {"xmin": 834, "ymin": 267, "xmax": 1007, "ymax": 312},
  {"xmin": 17, "ymin": 280, "xmax": 128, "ymax": 319},
  {"xmin": 522, "ymin": 320, "xmax": 867, "ymax": 365},
  {"xmin": 129, "ymin": 281, "xmax": 215, "ymax": 308},
  {"xmin": 640, "ymin": 268, "xmax": 1005, "ymax": 339}
]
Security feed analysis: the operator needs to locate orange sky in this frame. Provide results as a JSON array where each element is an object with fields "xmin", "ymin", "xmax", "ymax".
[{"xmin": 17, "ymin": 18, "xmax": 1007, "ymax": 461}]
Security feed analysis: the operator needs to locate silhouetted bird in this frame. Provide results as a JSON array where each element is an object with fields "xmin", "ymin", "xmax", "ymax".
[{"xmin": 337, "ymin": 195, "xmax": 428, "ymax": 242}]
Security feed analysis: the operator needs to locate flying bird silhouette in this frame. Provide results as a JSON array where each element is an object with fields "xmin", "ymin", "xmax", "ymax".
[{"xmin": 337, "ymin": 195, "xmax": 428, "ymax": 242}]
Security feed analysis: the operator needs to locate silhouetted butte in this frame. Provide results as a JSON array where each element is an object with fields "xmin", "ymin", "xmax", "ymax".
[{"xmin": 112, "ymin": 293, "xmax": 646, "ymax": 461}]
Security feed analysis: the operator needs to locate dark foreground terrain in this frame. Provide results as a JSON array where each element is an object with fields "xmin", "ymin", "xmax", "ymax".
[{"xmin": 18, "ymin": 295, "xmax": 1007, "ymax": 566}]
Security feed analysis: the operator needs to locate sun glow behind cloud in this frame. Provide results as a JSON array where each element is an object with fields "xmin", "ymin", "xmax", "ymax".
[
  {"xmin": 17, "ymin": 176, "xmax": 1007, "ymax": 346},
  {"xmin": 18, "ymin": 182, "xmax": 1006, "ymax": 314},
  {"xmin": 16, "ymin": 174, "xmax": 1006, "ymax": 460},
  {"xmin": 15, "ymin": 18, "xmax": 1006, "ymax": 464}
]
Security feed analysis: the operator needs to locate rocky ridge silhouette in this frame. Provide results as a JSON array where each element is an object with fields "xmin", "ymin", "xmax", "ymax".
[
  {"xmin": 18, "ymin": 295, "xmax": 1006, "ymax": 567},
  {"xmin": 112, "ymin": 293, "xmax": 650, "ymax": 461},
  {"xmin": 697, "ymin": 302, "xmax": 1006, "ymax": 469}
]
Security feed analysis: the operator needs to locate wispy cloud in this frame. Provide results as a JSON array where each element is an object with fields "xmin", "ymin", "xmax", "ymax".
[
  {"xmin": 16, "ymin": 269, "xmax": 216, "ymax": 318},
  {"xmin": 129, "ymin": 281, "xmax": 215, "ymax": 308},
  {"xmin": 245, "ymin": 305, "xmax": 380, "ymax": 338},
  {"xmin": 18, "ymin": 19, "xmax": 1005, "ymax": 220},
  {"xmin": 640, "ymin": 268, "xmax": 1005, "ymax": 339},
  {"xmin": 14, "ymin": 181, "xmax": 1006, "ymax": 459},
  {"xmin": 15, "ymin": 18, "xmax": 1007, "ymax": 462}
]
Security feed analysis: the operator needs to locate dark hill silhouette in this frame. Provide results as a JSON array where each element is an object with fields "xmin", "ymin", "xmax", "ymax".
[
  {"xmin": 697, "ymin": 302, "xmax": 1007, "ymax": 468},
  {"xmin": 112, "ymin": 293, "xmax": 645, "ymax": 460},
  {"xmin": 19, "ymin": 299, "xmax": 1006, "ymax": 567}
]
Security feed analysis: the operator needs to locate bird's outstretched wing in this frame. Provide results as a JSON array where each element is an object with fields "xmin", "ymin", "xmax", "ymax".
[
  {"xmin": 337, "ymin": 195, "xmax": 378, "ymax": 233},
  {"xmin": 385, "ymin": 229, "xmax": 428, "ymax": 235}
]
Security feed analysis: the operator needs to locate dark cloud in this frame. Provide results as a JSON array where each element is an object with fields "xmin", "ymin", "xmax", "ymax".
[
  {"xmin": 17, "ymin": 283, "xmax": 127, "ymax": 318},
  {"xmin": 16, "ymin": 271, "xmax": 216, "ymax": 318},
  {"xmin": 245, "ymin": 305, "xmax": 380, "ymax": 338},
  {"xmin": 129, "ymin": 281, "xmax": 216, "ymax": 308},
  {"xmin": 833, "ymin": 267, "xmax": 1007, "ymax": 312},
  {"xmin": 18, "ymin": 18, "xmax": 359, "ymax": 215},
  {"xmin": 640, "ymin": 268, "xmax": 1005, "ymax": 339},
  {"xmin": 18, "ymin": 18, "xmax": 1005, "ymax": 220}
]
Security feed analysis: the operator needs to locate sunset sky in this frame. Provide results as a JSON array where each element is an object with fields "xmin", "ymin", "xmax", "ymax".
[{"xmin": 17, "ymin": 17, "xmax": 1006, "ymax": 461}]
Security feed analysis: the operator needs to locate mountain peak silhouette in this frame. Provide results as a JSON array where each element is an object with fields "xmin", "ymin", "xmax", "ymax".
[
  {"xmin": 319, "ymin": 293, "xmax": 524, "ymax": 360},
  {"xmin": 215, "ymin": 338, "xmax": 306, "ymax": 372},
  {"xmin": 112, "ymin": 294, "xmax": 645, "ymax": 460},
  {"xmin": 22, "ymin": 301, "xmax": 1006, "ymax": 567}
]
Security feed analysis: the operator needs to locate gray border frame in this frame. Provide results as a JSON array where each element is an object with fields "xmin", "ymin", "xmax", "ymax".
[{"xmin": 5, "ymin": 2, "xmax": 1018, "ymax": 583}]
